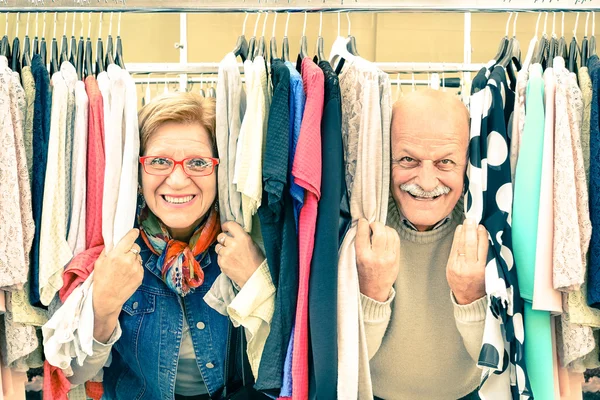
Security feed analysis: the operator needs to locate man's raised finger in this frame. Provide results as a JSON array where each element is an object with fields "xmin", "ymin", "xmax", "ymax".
[
  {"xmin": 464, "ymin": 219, "xmax": 478, "ymax": 263},
  {"xmin": 355, "ymin": 218, "xmax": 371, "ymax": 255}
]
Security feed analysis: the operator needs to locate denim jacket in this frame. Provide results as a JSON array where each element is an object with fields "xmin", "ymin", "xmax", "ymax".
[{"xmin": 102, "ymin": 238, "xmax": 229, "ymax": 400}]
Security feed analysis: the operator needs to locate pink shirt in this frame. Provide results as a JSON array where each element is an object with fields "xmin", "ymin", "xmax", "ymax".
[{"xmin": 290, "ymin": 58, "xmax": 324, "ymax": 400}]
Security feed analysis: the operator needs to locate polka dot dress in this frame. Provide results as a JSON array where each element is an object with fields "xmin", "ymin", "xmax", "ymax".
[{"xmin": 465, "ymin": 65, "xmax": 533, "ymax": 399}]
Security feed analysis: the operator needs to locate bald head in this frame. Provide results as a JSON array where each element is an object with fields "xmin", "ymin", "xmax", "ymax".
[{"xmin": 389, "ymin": 89, "xmax": 469, "ymax": 231}]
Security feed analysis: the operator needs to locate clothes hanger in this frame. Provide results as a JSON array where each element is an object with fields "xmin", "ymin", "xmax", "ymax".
[
  {"xmin": 508, "ymin": 12, "xmax": 522, "ymax": 70},
  {"xmin": 558, "ymin": 12, "xmax": 568, "ymax": 62},
  {"xmin": 11, "ymin": 13, "xmax": 21, "ymax": 73},
  {"xmin": 282, "ymin": 12, "xmax": 290, "ymax": 62},
  {"xmin": 492, "ymin": 12, "xmax": 511, "ymax": 63},
  {"xmin": 199, "ymin": 74, "xmax": 206, "ymax": 97},
  {"xmin": 208, "ymin": 83, "xmax": 217, "ymax": 98},
  {"xmin": 522, "ymin": 12, "xmax": 543, "ymax": 71},
  {"xmin": 50, "ymin": 13, "xmax": 59, "ymax": 76},
  {"xmin": 346, "ymin": 13, "xmax": 359, "ymax": 56},
  {"xmin": 22, "ymin": 12, "xmax": 31, "ymax": 67},
  {"xmin": 233, "ymin": 13, "xmax": 249, "ymax": 62},
  {"xmin": 254, "ymin": 11, "xmax": 268, "ymax": 59},
  {"xmin": 60, "ymin": 11, "xmax": 68, "ymax": 64},
  {"xmin": 315, "ymin": 12, "xmax": 326, "ymax": 62},
  {"xmin": 568, "ymin": 12, "xmax": 580, "ymax": 73},
  {"xmin": 76, "ymin": 13, "xmax": 84, "ymax": 80},
  {"xmin": 105, "ymin": 12, "xmax": 115, "ymax": 68},
  {"xmin": 591, "ymin": 11, "xmax": 597, "ymax": 57},
  {"xmin": 498, "ymin": 12, "xmax": 517, "ymax": 66},
  {"xmin": 69, "ymin": 12, "xmax": 76, "ymax": 65},
  {"xmin": 299, "ymin": 11, "xmax": 309, "ymax": 60},
  {"xmin": 84, "ymin": 12, "xmax": 93, "ymax": 78},
  {"xmin": 269, "ymin": 12, "xmax": 278, "ymax": 63},
  {"xmin": 95, "ymin": 12, "xmax": 105, "ymax": 75},
  {"xmin": 582, "ymin": 13, "xmax": 590, "ymax": 67},
  {"xmin": 115, "ymin": 13, "xmax": 125, "ymax": 68},
  {"xmin": 548, "ymin": 13, "xmax": 558, "ymax": 68},
  {"xmin": 395, "ymin": 73, "xmax": 402, "ymax": 100},
  {"xmin": 40, "ymin": 12, "xmax": 48, "ymax": 69},
  {"xmin": 532, "ymin": 12, "xmax": 549, "ymax": 66},
  {"xmin": 329, "ymin": 12, "xmax": 354, "ymax": 69},
  {"xmin": 247, "ymin": 13, "xmax": 260, "ymax": 62},
  {"xmin": 1, "ymin": 12, "xmax": 10, "ymax": 58},
  {"xmin": 144, "ymin": 74, "xmax": 152, "ymax": 105},
  {"xmin": 33, "ymin": 12, "xmax": 39, "ymax": 56}
]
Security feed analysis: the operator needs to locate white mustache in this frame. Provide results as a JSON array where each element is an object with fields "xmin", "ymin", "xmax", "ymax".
[{"xmin": 400, "ymin": 183, "xmax": 451, "ymax": 198}]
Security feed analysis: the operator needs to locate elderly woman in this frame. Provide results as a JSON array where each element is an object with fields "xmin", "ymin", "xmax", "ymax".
[{"xmin": 69, "ymin": 92, "xmax": 272, "ymax": 400}]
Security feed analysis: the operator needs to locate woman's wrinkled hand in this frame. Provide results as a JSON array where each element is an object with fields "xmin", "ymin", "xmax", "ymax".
[{"xmin": 216, "ymin": 221, "xmax": 266, "ymax": 288}]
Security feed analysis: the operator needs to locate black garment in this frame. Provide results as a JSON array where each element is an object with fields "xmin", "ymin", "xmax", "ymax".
[
  {"xmin": 29, "ymin": 54, "xmax": 52, "ymax": 308},
  {"xmin": 255, "ymin": 59, "xmax": 299, "ymax": 393},
  {"xmin": 307, "ymin": 61, "xmax": 344, "ymax": 400}
]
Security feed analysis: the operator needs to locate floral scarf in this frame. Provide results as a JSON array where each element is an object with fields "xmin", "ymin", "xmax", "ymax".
[{"xmin": 138, "ymin": 204, "xmax": 221, "ymax": 297}]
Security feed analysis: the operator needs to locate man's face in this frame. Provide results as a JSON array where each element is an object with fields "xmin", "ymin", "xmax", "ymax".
[{"xmin": 390, "ymin": 90, "xmax": 469, "ymax": 231}]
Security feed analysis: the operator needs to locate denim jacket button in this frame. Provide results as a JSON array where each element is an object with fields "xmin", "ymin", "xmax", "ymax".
[
  {"xmin": 133, "ymin": 302, "xmax": 139, "ymax": 310},
  {"xmin": 196, "ymin": 321, "xmax": 205, "ymax": 330},
  {"xmin": 206, "ymin": 362, "xmax": 215, "ymax": 369}
]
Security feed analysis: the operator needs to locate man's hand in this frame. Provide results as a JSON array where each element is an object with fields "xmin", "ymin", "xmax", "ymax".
[
  {"xmin": 355, "ymin": 218, "xmax": 400, "ymax": 302},
  {"xmin": 446, "ymin": 219, "xmax": 487, "ymax": 305}
]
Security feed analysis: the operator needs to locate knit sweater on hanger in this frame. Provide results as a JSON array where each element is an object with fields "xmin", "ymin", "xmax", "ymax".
[{"xmin": 365, "ymin": 200, "xmax": 485, "ymax": 400}]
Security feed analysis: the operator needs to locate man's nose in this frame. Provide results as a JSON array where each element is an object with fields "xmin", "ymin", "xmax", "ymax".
[{"xmin": 415, "ymin": 161, "xmax": 439, "ymax": 192}]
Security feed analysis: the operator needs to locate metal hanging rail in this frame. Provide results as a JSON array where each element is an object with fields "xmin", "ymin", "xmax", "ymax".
[{"xmin": 1, "ymin": 0, "xmax": 600, "ymax": 12}]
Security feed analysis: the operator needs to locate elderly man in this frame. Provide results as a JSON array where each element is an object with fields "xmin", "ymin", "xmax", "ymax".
[{"xmin": 357, "ymin": 89, "xmax": 488, "ymax": 400}]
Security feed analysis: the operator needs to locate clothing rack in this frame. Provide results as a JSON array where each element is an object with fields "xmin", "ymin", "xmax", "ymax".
[{"xmin": 1, "ymin": 0, "xmax": 600, "ymax": 12}]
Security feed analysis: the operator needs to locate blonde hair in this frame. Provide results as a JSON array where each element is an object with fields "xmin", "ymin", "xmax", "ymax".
[{"xmin": 138, "ymin": 92, "xmax": 217, "ymax": 155}]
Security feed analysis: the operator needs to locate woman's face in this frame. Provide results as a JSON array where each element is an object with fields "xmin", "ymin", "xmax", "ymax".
[{"xmin": 141, "ymin": 122, "xmax": 217, "ymax": 240}]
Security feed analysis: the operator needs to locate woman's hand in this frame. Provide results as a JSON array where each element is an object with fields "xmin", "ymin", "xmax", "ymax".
[
  {"xmin": 216, "ymin": 221, "xmax": 266, "ymax": 288},
  {"xmin": 93, "ymin": 229, "xmax": 144, "ymax": 342}
]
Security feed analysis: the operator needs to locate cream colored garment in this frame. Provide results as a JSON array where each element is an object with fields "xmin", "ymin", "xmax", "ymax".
[
  {"xmin": 66, "ymin": 81, "xmax": 89, "ymax": 256},
  {"xmin": 553, "ymin": 59, "xmax": 597, "ymax": 371},
  {"xmin": 112, "ymin": 70, "xmax": 140, "ymax": 246},
  {"xmin": 64, "ymin": 65, "xmax": 76, "ymax": 226},
  {"xmin": 20, "ymin": 66, "xmax": 35, "ymax": 180},
  {"xmin": 101, "ymin": 65, "xmax": 126, "ymax": 252},
  {"xmin": 510, "ymin": 67, "xmax": 529, "ymax": 185},
  {"xmin": 337, "ymin": 58, "xmax": 390, "ymax": 400},
  {"xmin": 0, "ymin": 57, "xmax": 28, "ymax": 290},
  {"xmin": 38, "ymin": 62, "xmax": 76, "ymax": 306},
  {"xmin": 579, "ymin": 67, "xmax": 592, "ymax": 185},
  {"xmin": 532, "ymin": 68, "xmax": 563, "ymax": 313},
  {"xmin": 234, "ymin": 56, "xmax": 270, "ymax": 232}
]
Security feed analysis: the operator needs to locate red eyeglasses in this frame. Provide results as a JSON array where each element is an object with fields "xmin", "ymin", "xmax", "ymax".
[{"xmin": 139, "ymin": 156, "xmax": 220, "ymax": 177}]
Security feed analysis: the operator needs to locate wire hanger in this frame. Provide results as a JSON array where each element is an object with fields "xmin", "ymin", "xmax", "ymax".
[
  {"xmin": 69, "ymin": 12, "xmax": 76, "ymax": 65},
  {"xmin": 115, "ymin": 12, "xmax": 125, "ymax": 68},
  {"xmin": 568, "ymin": 12, "xmax": 580, "ymax": 73},
  {"xmin": 548, "ymin": 12, "xmax": 558, "ymax": 67},
  {"xmin": 96, "ymin": 12, "xmax": 105, "ymax": 75},
  {"xmin": 532, "ymin": 12, "xmax": 549, "ymax": 66},
  {"xmin": 59, "ymin": 11, "xmax": 68, "ymax": 64},
  {"xmin": 84, "ymin": 12, "xmax": 93, "ymax": 78},
  {"xmin": 316, "ymin": 12, "xmax": 325, "ymax": 62},
  {"xmin": 50, "ymin": 12, "xmax": 59, "ymax": 75},
  {"xmin": 247, "ymin": 12, "xmax": 261, "ymax": 62},
  {"xmin": 270, "ymin": 12, "xmax": 278, "ymax": 62},
  {"xmin": 557, "ymin": 11, "xmax": 568, "ymax": 62},
  {"xmin": 329, "ymin": 11, "xmax": 354, "ymax": 70},
  {"xmin": 40, "ymin": 12, "xmax": 48, "ymax": 68},
  {"xmin": 499, "ymin": 11, "xmax": 519, "ymax": 67},
  {"xmin": 77, "ymin": 12, "xmax": 84, "ymax": 80},
  {"xmin": 492, "ymin": 12, "xmax": 511, "ymax": 63},
  {"xmin": 11, "ymin": 13, "xmax": 21, "ymax": 73},
  {"xmin": 105, "ymin": 11, "xmax": 116, "ymax": 68},
  {"xmin": 199, "ymin": 74, "xmax": 206, "ymax": 98},
  {"xmin": 346, "ymin": 12, "xmax": 359, "ymax": 56},
  {"xmin": 299, "ymin": 11, "xmax": 308, "ymax": 60},
  {"xmin": 233, "ymin": 12, "xmax": 249, "ymax": 62},
  {"xmin": 591, "ymin": 11, "xmax": 597, "ymax": 57},
  {"xmin": 22, "ymin": 12, "xmax": 31, "ymax": 67},
  {"xmin": 1, "ymin": 12, "xmax": 10, "ymax": 58},
  {"xmin": 395, "ymin": 73, "xmax": 402, "ymax": 100},
  {"xmin": 254, "ymin": 11, "xmax": 268, "ymax": 59},
  {"xmin": 282, "ymin": 12, "xmax": 290, "ymax": 62},
  {"xmin": 522, "ymin": 12, "xmax": 542, "ymax": 71},
  {"xmin": 33, "ymin": 12, "xmax": 39, "ymax": 56},
  {"xmin": 582, "ymin": 12, "xmax": 590, "ymax": 67}
]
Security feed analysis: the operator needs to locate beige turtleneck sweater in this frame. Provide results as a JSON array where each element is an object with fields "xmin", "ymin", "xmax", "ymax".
[{"xmin": 363, "ymin": 200, "xmax": 486, "ymax": 400}]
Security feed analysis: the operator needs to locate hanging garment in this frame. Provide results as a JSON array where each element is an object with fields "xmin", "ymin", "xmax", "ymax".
[
  {"xmin": 20, "ymin": 65, "xmax": 34, "ymax": 180},
  {"xmin": 38, "ymin": 62, "xmax": 76, "ymax": 306},
  {"xmin": 337, "ymin": 58, "xmax": 391, "ymax": 400},
  {"xmin": 307, "ymin": 60, "xmax": 344, "ymax": 400},
  {"xmin": 66, "ymin": 80, "xmax": 89, "ymax": 256},
  {"xmin": 235, "ymin": 56, "xmax": 271, "ymax": 232},
  {"xmin": 465, "ymin": 65, "xmax": 532, "ymax": 399},
  {"xmin": 29, "ymin": 53, "xmax": 52, "ymax": 307},
  {"xmin": 64, "ymin": 64, "xmax": 76, "ymax": 234},
  {"xmin": 59, "ymin": 76, "xmax": 105, "ymax": 301},
  {"xmin": 290, "ymin": 57, "xmax": 324, "ymax": 400},
  {"xmin": 532, "ymin": 66, "xmax": 563, "ymax": 313},
  {"xmin": 278, "ymin": 61, "xmax": 308, "ymax": 398},
  {"xmin": 216, "ymin": 52, "xmax": 245, "ymax": 226},
  {"xmin": 510, "ymin": 67, "xmax": 528, "ymax": 185},
  {"xmin": 579, "ymin": 66, "xmax": 593, "ymax": 185},
  {"xmin": 587, "ymin": 55, "xmax": 600, "ymax": 308},
  {"xmin": 111, "ymin": 69, "xmax": 140, "ymax": 247},
  {"xmin": 101, "ymin": 65, "xmax": 126, "ymax": 252},
  {"xmin": 254, "ymin": 59, "xmax": 299, "ymax": 393}
]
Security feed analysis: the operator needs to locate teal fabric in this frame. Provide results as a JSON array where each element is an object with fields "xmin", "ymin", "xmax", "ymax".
[
  {"xmin": 512, "ymin": 63, "xmax": 545, "ymax": 301},
  {"xmin": 523, "ymin": 303, "xmax": 555, "ymax": 400}
]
